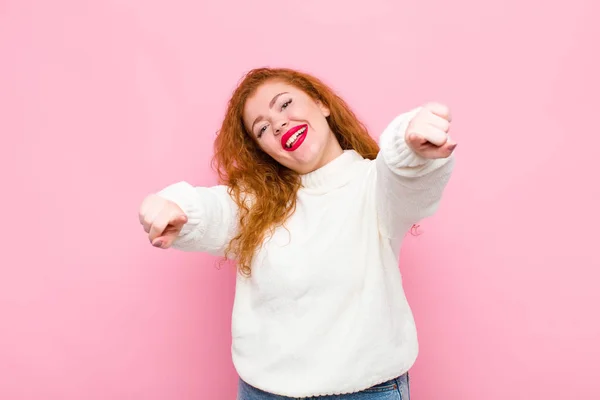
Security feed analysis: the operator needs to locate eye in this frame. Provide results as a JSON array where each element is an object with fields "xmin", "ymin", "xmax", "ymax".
[
  {"xmin": 257, "ymin": 125, "xmax": 268, "ymax": 138},
  {"xmin": 281, "ymin": 99, "xmax": 292, "ymax": 110}
]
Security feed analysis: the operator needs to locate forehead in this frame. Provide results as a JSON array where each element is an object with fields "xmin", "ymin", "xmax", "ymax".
[
  {"xmin": 243, "ymin": 80, "xmax": 306, "ymax": 128},
  {"xmin": 246, "ymin": 81, "xmax": 297, "ymax": 109},
  {"xmin": 257, "ymin": 79, "xmax": 297, "ymax": 96}
]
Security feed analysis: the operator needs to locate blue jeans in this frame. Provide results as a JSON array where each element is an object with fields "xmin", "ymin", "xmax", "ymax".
[{"xmin": 237, "ymin": 373, "xmax": 410, "ymax": 400}]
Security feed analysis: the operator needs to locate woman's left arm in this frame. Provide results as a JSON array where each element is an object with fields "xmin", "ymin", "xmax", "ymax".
[{"xmin": 375, "ymin": 103, "xmax": 457, "ymax": 239}]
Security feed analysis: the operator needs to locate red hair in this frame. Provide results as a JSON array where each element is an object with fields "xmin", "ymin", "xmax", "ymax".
[{"xmin": 212, "ymin": 67, "xmax": 379, "ymax": 276}]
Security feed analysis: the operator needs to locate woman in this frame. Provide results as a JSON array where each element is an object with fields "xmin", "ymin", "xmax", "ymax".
[{"xmin": 138, "ymin": 67, "xmax": 456, "ymax": 399}]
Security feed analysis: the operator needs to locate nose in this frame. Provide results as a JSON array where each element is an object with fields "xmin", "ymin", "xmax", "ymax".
[{"xmin": 273, "ymin": 120, "xmax": 288, "ymax": 136}]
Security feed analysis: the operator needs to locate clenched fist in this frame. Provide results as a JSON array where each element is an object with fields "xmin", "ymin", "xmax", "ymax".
[
  {"xmin": 138, "ymin": 194, "xmax": 188, "ymax": 249},
  {"xmin": 405, "ymin": 102, "xmax": 457, "ymax": 159}
]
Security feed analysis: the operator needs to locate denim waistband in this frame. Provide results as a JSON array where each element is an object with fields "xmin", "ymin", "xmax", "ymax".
[{"xmin": 238, "ymin": 372, "xmax": 409, "ymax": 399}]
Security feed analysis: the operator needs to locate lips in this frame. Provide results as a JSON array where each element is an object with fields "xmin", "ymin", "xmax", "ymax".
[{"xmin": 281, "ymin": 124, "xmax": 308, "ymax": 152}]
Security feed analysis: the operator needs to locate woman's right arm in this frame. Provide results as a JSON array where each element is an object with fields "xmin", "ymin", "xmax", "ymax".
[{"xmin": 139, "ymin": 181, "xmax": 238, "ymax": 257}]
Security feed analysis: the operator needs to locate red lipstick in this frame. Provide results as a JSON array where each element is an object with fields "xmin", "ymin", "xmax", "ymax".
[{"xmin": 281, "ymin": 124, "xmax": 308, "ymax": 152}]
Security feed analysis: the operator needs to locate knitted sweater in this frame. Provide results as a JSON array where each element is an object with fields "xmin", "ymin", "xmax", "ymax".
[{"xmin": 157, "ymin": 108, "xmax": 455, "ymax": 397}]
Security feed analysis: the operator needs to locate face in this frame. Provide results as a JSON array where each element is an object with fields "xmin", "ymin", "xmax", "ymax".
[{"xmin": 242, "ymin": 80, "xmax": 343, "ymax": 174}]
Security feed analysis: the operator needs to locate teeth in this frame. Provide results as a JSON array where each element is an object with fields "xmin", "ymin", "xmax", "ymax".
[{"xmin": 285, "ymin": 127, "xmax": 306, "ymax": 148}]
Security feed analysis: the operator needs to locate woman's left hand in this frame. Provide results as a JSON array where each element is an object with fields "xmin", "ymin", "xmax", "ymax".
[{"xmin": 405, "ymin": 102, "xmax": 457, "ymax": 159}]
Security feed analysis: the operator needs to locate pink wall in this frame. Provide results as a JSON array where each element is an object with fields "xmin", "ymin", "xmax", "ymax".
[{"xmin": 1, "ymin": 0, "xmax": 599, "ymax": 399}]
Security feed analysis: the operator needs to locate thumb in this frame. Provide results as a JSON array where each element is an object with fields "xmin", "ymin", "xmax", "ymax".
[
  {"xmin": 441, "ymin": 140, "xmax": 458, "ymax": 157},
  {"xmin": 152, "ymin": 233, "xmax": 177, "ymax": 249}
]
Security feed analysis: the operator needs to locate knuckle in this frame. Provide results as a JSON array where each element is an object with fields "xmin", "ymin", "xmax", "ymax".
[
  {"xmin": 408, "ymin": 116, "xmax": 423, "ymax": 129},
  {"xmin": 424, "ymin": 102, "xmax": 451, "ymax": 119},
  {"xmin": 423, "ymin": 101, "xmax": 441, "ymax": 111}
]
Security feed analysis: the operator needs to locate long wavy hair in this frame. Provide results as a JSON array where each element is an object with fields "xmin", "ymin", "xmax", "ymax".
[{"xmin": 212, "ymin": 67, "xmax": 379, "ymax": 276}]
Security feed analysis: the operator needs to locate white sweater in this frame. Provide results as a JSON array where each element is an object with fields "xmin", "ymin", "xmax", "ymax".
[{"xmin": 157, "ymin": 108, "xmax": 455, "ymax": 397}]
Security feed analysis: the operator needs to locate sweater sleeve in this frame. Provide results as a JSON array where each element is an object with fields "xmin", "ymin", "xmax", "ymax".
[
  {"xmin": 375, "ymin": 107, "xmax": 456, "ymax": 239},
  {"xmin": 155, "ymin": 181, "xmax": 238, "ymax": 256}
]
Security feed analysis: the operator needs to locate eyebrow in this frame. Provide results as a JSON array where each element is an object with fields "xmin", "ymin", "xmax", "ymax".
[{"xmin": 251, "ymin": 92, "xmax": 289, "ymax": 133}]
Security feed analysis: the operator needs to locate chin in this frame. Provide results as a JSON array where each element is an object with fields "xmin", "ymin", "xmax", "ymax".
[{"xmin": 286, "ymin": 144, "xmax": 324, "ymax": 173}]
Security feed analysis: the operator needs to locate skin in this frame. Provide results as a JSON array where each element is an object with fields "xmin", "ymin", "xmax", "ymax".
[
  {"xmin": 242, "ymin": 80, "xmax": 343, "ymax": 174},
  {"xmin": 404, "ymin": 102, "xmax": 457, "ymax": 159},
  {"xmin": 139, "ymin": 81, "xmax": 457, "ymax": 249}
]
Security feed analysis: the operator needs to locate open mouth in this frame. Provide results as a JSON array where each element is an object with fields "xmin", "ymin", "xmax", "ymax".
[{"xmin": 281, "ymin": 124, "xmax": 308, "ymax": 151}]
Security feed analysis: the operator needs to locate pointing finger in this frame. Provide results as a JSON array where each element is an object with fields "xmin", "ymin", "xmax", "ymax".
[
  {"xmin": 149, "ymin": 212, "xmax": 187, "ymax": 244},
  {"xmin": 148, "ymin": 210, "xmax": 171, "ymax": 242},
  {"xmin": 152, "ymin": 217, "xmax": 187, "ymax": 249}
]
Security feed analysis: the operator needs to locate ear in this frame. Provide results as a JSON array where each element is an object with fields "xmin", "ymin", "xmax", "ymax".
[{"xmin": 317, "ymin": 101, "xmax": 330, "ymax": 117}]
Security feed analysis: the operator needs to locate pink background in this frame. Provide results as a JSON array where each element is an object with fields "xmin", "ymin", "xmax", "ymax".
[{"xmin": 1, "ymin": 0, "xmax": 599, "ymax": 399}]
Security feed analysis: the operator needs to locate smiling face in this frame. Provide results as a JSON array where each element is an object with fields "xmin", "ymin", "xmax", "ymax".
[{"xmin": 242, "ymin": 80, "xmax": 343, "ymax": 174}]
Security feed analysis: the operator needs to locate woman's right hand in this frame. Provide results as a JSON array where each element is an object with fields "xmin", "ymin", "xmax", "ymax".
[{"xmin": 138, "ymin": 194, "xmax": 188, "ymax": 249}]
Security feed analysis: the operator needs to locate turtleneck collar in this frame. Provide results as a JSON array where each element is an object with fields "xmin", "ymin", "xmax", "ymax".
[{"xmin": 300, "ymin": 150, "xmax": 365, "ymax": 191}]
